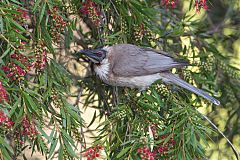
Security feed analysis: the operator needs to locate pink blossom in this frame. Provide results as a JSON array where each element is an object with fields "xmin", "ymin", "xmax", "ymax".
[{"xmin": 0, "ymin": 82, "xmax": 8, "ymax": 103}]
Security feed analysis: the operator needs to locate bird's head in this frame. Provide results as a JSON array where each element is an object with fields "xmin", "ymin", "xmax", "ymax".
[{"xmin": 77, "ymin": 48, "xmax": 107, "ymax": 64}]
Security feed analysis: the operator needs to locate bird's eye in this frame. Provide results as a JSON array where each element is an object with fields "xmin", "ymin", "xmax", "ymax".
[{"xmin": 96, "ymin": 51, "xmax": 102, "ymax": 57}]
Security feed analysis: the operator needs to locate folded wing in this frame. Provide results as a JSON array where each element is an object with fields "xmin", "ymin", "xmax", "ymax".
[{"xmin": 111, "ymin": 44, "xmax": 187, "ymax": 77}]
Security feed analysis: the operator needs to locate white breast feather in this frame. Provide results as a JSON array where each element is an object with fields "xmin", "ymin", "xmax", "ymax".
[{"xmin": 94, "ymin": 58, "xmax": 110, "ymax": 80}]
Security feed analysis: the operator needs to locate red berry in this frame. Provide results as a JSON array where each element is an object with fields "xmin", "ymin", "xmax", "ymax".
[{"xmin": 95, "ymin": 153, "xmax": 100, "ymax": 157}]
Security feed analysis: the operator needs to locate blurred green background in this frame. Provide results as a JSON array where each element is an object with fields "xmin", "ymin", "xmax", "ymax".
[{"xmin": 182, "ymin": 0, "xmax": 240, "ymax": 159}]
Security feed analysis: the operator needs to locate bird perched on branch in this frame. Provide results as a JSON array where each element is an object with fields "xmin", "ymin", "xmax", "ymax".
[{"xmin": 77, "ymin": 44, "xmax": 220, "ymax": 105}]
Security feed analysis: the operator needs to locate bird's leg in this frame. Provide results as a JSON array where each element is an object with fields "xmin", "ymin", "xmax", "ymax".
[{"xmin": 112, "ymin": 86, "xmax": 119, "ymax": 106}]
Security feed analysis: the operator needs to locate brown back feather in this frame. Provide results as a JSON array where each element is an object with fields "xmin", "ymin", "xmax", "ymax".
[{"xmin": 110, "ymin": 44, "xmax": 188, "ymax": 77}]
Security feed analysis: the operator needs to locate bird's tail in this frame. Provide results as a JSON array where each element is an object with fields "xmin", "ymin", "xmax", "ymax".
[{"xmin": 160, "ymin": 72, "xmax": 220, "ymax": 105}]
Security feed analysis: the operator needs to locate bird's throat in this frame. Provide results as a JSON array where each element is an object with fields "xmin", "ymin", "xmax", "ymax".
[{"xmin": 94, "ymin": 58, "xmax": 110, "ymax": 80}]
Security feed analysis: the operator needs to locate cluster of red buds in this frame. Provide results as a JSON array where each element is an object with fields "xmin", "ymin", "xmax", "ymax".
[
  {"xmin": 137, "ymin": 125, "xmax": 176, "ymax": 159},
  {"xmin": 2, "ymin": 52, "xmax": 32, "ymax": 81},
  {"xmin": 137, "ymin": 146, "xmax": 157, "ymax": 160},
  {"xmin": 162, "ymin": 0, "xmax": 177, "ymax": 8},
  {"xmin": 12, "ymin": 8, "xmax": 30, "ymax": 26},
  {"xmin": 2, "ymin": 41, "xmax": 49, "ymax": 81},
  {"xmin": 134, "ymin": 23, "xmax": 147, "ymax": 39},
  {"xmin": 138, "ymin": 23, "xmax": 146, "ymax": 36},
  {"xmin": 51, "ymin": 89, "xmax": 63, "ymax": 108},
  {"xmin": 194, "ymin": 0, "xmax": 208, "ymax": 13},
  {"xmin": 157, "ymin": 135, "xmax": 176, "ymax": 155},
  {"xmin": 33, "ymin": 50, "xmax": 47, "ymax": 70},
  {"xmin": 21, "ymin": 117, "xmax": 39, "ymax": 137},
  {"xmin": 48, "ymin": 6, "xmax": 68, "ymax": 43},
  {"xmin": 10, "ymin": 53, "xmax": 32, "ymax": 70},
  {"xmin": 17, "ymin": 8, "xmax": 30, "ymax": 20},
  {"xmin": 83, "ymin": 145, "xmax": 103, "ymax": 160},
  {"xmin": 80, "ymin": 0, "xmax": 101, "ymax": 25},
  {"xmin": 0, "ymin": 82, "xmax": 8, "ymax": 103},
  {"xmin": 137, "ymin": 135, "xmax": 176, "ymax": 160},
  {"xmin": 2, "ymin": 63, "xmax": 27, "ymax": 80},
  {"xmin": 0, "ymin": 110, "xmax": 14, "ymax": 128},
  {"xmin": 153, "ymin": 126, "xmax": 176, "ymax": 156},
  {"xmin": 33, "ymin": 43, "xmax": 48, "ymax": 70},
  {"xmin": 12, "ymin": 117, "xmax": 39, "ymax": 146}
]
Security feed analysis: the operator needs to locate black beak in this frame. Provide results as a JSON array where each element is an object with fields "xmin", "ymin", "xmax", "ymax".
[{"xmin": 77, "ymin": 49, "xmax": 101, "ymax": 63}]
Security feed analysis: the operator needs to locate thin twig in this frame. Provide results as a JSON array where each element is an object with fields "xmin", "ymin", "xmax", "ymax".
[
  {"xmin": 74, "ymin": 87, "xmax": 86, "ymax": 158},
  {"xmin": 123, "ymin": 122, "xmax": 129, "ymax": 144},
  {"xmin": 197, "ymin": 110, "xmax": 240, "ymax": 158},
  {"xmin": 101, "ymin": 5, "xmax": 108, "ymax": 25},
  {"xmin": 0, "ymin": 34, "xmax": 17, "ymax": 50},
  {"xmin": 182, "ymin": 126, "xmax": 186, "ymax": 160},
  {"xmin": 110, "ymin": 0, "xmax": 120, "ymax": 16},
  {"xmin": 112, "ymin": 86, "xmax": 119, "ymax": 107},
  {"xmin": 74, "ymin": 87, "xmax": 84, "ymax": 106}
]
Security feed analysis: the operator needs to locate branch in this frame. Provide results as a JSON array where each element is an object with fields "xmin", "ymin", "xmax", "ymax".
[
  {"xmin": 197, "ymin": 110, "xmax": 240, "ymax": 159},
  {"xmin": 74, "ymin": 87, "xmax": 87, "ymax": 151}
]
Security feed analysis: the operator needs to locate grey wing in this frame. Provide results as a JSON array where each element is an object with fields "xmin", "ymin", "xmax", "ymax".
[{"xmin": 111, "ymin": 44, "xmax": 187, "ymax": 77}]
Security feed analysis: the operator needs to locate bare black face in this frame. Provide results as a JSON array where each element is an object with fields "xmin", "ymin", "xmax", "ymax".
[{"xmin": 78, "ymin": 49, "xmax": 106, "ymax": 64}]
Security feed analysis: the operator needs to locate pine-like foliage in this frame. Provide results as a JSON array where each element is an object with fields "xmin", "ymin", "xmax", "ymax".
[{"xmin": 0, "ymin": 0, "xmax": 239, "ymax": 160}]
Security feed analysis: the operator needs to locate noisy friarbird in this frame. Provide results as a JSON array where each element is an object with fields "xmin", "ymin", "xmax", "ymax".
[{"xmin": 77, "ymin": 44, "xmax": 220, "ymax": 105}]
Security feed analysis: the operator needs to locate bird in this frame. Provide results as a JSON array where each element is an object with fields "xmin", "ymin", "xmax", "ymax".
[{"xmin": 76, "ymin": 44, "xmax": 220, "ymax": 105}]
